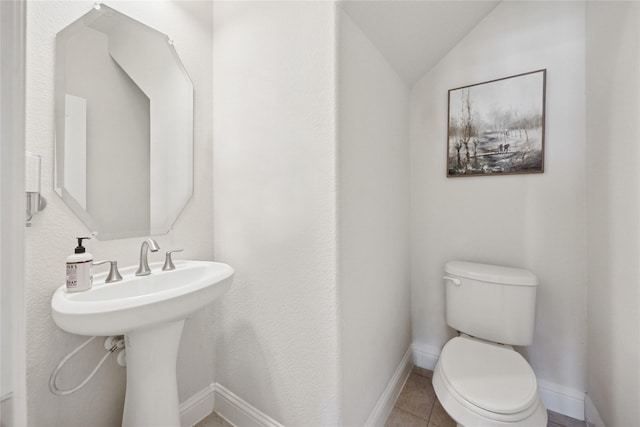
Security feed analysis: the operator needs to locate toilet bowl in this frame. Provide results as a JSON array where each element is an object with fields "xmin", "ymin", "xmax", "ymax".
[{"xmin": 433, "ymin": 335, "xmax": 547, "ymax": 427}]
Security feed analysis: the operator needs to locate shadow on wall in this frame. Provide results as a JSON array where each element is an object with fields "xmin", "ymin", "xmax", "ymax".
[
  {"xmin": 170, "ymin": 1, "xmax": 212, "ymax": 31},
  {"xmin": 216, "ymin": 321, "xmax": 285, "ymax": 422}
]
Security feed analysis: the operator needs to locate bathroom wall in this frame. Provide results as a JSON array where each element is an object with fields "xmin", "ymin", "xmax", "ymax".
[
  {"xmin": 1, "ymin": 1, "xmax": 27, "ymax": 424},
  {"xmin": 337, "ymin": 9, "xmax": 411, "ymax": 427},
  {"xmin": 25, "ymin": 2, "xmax": 213, "ymax": 425},
  {"xmin": 212, "ymin": 2, "xmax": 340, "ymax": 425},
  {"xmin": 585, "ymin": 2, "xmax": 640, "ymax": 426},
  {"xmin": 0, "ymin": 0, "xmax": 11, "ymax": 403},
  {"xmin": 410, "ymin": 0, "xmax": 588, "ymax": 414}
]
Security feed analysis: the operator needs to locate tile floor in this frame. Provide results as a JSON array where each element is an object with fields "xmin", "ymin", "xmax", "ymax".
[
  {"xmin": 196, "ymin": 411, "xmax": 232, "ymax": 427},
  {"xmin": 195, "ymin": 366, "xmax": 587, "ymax": 427}
]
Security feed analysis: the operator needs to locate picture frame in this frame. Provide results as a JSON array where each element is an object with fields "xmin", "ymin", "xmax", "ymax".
[{"xmin": 447, "ymin": 69, "xmax": 546, "ymax": 177}]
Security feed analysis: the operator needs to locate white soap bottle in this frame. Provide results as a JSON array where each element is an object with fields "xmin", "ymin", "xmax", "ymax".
[{"xmin": 66, "ymin": 237, "xmax": 93, "ymax": 292}]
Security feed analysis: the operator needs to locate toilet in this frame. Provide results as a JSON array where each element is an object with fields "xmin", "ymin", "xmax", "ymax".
[{"xmin": 432, "ymin": 261, "xmax": 547, "ymax": 427}]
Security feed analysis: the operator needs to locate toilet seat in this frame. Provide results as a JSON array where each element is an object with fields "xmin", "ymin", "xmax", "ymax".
[{"xmin": 433, "ymin": 336, "xmax": 547, "ymax": 426}]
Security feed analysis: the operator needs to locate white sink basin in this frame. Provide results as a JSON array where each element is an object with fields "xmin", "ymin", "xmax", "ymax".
[
  {"xmin": 50, "ymin": 259, "xmax": 234, "ymax": 427},
  {"xmin": 52, "ymin": 260, "xmax": 234, "ymax": 336}
]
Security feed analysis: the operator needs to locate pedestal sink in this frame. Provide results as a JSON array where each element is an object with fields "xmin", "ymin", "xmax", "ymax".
[{"xmin": 51, "ymin": 260, "xmax": 234, "ymax": 427}]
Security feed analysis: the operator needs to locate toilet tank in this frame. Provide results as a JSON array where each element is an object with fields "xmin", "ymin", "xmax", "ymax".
[{"xmin": 444, "ymin": 261, "xmax": 538, "ymax": 346}]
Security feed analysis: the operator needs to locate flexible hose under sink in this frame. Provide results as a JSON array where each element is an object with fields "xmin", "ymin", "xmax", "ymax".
[{"xmin": 49, "ymin": 335, "xmax": 125, "ymax": 396}]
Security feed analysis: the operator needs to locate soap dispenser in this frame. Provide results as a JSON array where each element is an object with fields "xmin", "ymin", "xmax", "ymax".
[{"xmin": 66, "ymin": 237, "xmax": 93, "ymax": 292}]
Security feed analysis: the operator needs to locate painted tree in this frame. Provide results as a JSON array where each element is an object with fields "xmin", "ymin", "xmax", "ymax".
[
  {"xmin": 454, "ymin": 140, "xmax": 463, "ymax": 167},
  {"xmin": 458, "ymin": 89, "xmax": 475, "ymax": 162}
]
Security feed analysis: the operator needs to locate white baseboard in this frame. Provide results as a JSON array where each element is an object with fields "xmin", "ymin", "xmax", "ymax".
[
  {"xmin": 1, "ymin": 393, "xmax": 14, "ymax": 427},
  {"xmin": 584, "ymin": 394, "xmax": 606, "ymax": 427},
  {"xmin": 180, "ymin": 384, "xmax": 216, "ymax": 427},
  {"xmin": 210, "ymin": 348, "xmax": 412, "ymax": 427},
  {"xmin": 411, "ymin": 343, "xmax": 440, "ymax": 371},
  {"xmin": 365, "ymin": 347, "xmax": 413, "ymax": 427},
  {"xmin": 411, "ymin": 344, "xmax": 586, "ymax": 421},
  {"xmin": 214, "ymin": 383, "xmax": 284, "ymax": 427},
  {"xmin": 186, "ymin": 344, "xmax": 589, "ymax": 427},
  {"xmin": 537, "ymin": 379, "xmax": 585, "ymax": 421}
]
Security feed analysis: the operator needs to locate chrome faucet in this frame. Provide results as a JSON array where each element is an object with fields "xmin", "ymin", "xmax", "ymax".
[{"xmin": 135, "ymin": 239, "xmax": 160, "ymax": 276}]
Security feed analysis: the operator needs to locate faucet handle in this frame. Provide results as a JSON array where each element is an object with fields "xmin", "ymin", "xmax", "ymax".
[
  {"xmin": 162, "ymin": 249, "xmax": 183, "ymax": 271},
  {"xmin": 93, "ymin": 260, "xmax": 123, "ymax": 283}
]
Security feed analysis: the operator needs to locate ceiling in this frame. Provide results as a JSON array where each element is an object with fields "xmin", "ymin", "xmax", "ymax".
[
  {"xmin": 339, "ymin": 0, "xmax": 500, "ymax": 85},
  {"xmin": 174, "ymin": 1, "xmax": 214, "ymax": 31},
  {"xmin": 213, "ymin": 0, "xmax": 500, "ymax": 86},
  {"xmin": 213, "ymin": 1, "xmax": 255, "ymax": 30}
]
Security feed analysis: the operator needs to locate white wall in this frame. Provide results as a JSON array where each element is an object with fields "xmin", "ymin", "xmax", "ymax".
[
  {"xmin": 0, "ymin": 1, "xmax": 26, "ymax": 423},
  {"xmin": 585, "ymin": 2, "xmax": 640, "ymax": 426},
  {"xmin": 212, "ymin": 2, "xmax": 340, "ymax": 425},
  {"xmin": 0, "ymin": 0, "xmax": 15, "ymax": 406},
  {"xmin": 337, "ymin": 9, "xmax": 411, "ymax": 427},
  {"xmin": 25, "ymin": 2, "xmax": 213, "ymax": 425},
  {"xmin": 0, "ymin": 1, "xmax": 9, "ymax": 401},
  {"xmin": 410, "ymin": 0, "xmax": 587, "ymax": 407}
]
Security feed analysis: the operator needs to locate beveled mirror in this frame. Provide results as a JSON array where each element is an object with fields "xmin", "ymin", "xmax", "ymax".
[{"xmin": 55, "ymin": 3, "xmax": 193, "ymax": 240}]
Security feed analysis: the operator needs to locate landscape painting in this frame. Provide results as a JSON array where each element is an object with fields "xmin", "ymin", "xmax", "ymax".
[{"xmin": 447, "ymin": 69, "xmax": 546, "ymax": 177}]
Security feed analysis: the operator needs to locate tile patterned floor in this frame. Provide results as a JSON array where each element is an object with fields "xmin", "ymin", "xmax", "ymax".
[
  {"xmin": 195, "ymin": 366, "xmax": 587, "ymax": 427},
  {"xmin": 386, "ymin": 367, "xmax": 451, "ymax": 427},
  {"xmin": 196, "ymin": 411, "xmax": 232, "ymax": 427}
]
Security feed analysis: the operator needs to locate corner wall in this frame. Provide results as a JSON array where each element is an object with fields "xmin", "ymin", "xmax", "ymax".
[
  {"xmin": 585, "ymin": 2, "xmax": 640, "ymax": 425},
  {"xmin": 1, "ymin": 1, "xmax": 27, "ymax": 424},
  {"xmin": 409, "ymin": 1, "xmax": 587, "ymax": 416},
  {"xmin": 25, "ymin": 2, "xmax": 213, "ymax": 425},
  {"xmin": 337, "ymin": 9, "xmax": 411, "ymax": 427},
  {"xmin": 212, "ymin": 2, "xmax": 340, "ymax": 425}
]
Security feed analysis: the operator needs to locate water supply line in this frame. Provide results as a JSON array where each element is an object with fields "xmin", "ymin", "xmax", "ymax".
[{"xmin": 49, "ymin": 335, "xmax": 125, "ymax": 396}]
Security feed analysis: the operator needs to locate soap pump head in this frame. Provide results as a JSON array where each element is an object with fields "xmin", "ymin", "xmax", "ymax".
[{"xmin": 75, "ymin": 237, "xmax": 90, "ymax": 254}]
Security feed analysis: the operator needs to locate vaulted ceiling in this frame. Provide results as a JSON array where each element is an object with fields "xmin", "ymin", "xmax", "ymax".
[
  {"xmin": 339, "ymin": 1, "xmax": 500, "ymax": 85},
  {"xmin": 213, "ymin": 1, "xmax": 500, "ymax": 86}
]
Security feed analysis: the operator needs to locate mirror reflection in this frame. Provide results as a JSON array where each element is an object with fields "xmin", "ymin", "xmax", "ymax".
[{"xmin": 55, "ymin": 4, "xmax": 193, "ymax": 240}]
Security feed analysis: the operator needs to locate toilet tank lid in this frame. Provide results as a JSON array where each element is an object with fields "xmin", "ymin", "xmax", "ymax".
[{"xmin": 445, "ymin": 261, "xmax": 538, "ymax": 287}]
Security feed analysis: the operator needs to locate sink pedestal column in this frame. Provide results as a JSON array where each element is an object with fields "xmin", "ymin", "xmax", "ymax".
[{"xmin": 122, "ymin": 319, "xmax": 185, "ymax": 427}]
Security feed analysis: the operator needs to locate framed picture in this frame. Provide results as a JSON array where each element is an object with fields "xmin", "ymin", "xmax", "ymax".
[{"xmin": 447, "ymin": 69, "xmax": 546, "ymax": 177}]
